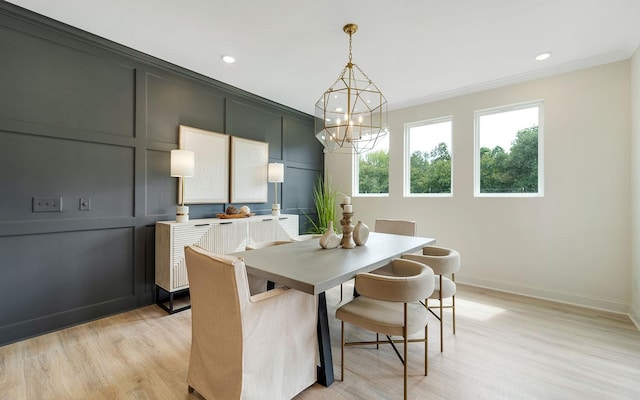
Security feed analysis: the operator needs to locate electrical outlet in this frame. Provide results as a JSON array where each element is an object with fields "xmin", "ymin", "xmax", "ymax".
[
  {"xmin": 33, "ymin": 197, "xmax": 62, "ymax": 212},
  {"xmin": 79, "ymin": 197, "xmax": 91, "ymax": 211}
]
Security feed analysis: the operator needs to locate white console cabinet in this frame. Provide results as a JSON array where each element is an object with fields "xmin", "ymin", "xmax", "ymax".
[{"xmin": 155, "ymin": 214, "xmax": 299, "ymax": 313}]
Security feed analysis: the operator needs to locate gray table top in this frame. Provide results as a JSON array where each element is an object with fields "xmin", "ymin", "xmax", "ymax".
[{"xmin": 233, "ymin": 232, "xmax": 435, "ymax": 295}]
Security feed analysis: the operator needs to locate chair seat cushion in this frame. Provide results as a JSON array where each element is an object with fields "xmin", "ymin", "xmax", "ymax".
[
  {"xmin": 429, "ymin": 276, "xmax": 456, "ymax": 299},
  {"xmin": 336, "ymin": 297, "xmax": 428, "ymax": 337}
]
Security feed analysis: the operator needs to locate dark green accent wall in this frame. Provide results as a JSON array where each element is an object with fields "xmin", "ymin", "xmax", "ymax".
[{"xmin": 0, "ymin": 2, "xmax": 322, "ymax": 346}]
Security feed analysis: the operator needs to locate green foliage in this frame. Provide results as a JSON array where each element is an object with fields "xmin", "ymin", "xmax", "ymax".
[
  {"xmin": 480, "ymin": 126, "xmax": 538, "ymax": 193},
  {"xmin": 358, "ymin": 150, "xmax": 389, "ymax": 193},
  {"xmin": 357, "ymin": 126, "xmax": 538, "ymax": 195},
  {"xmin": 305, "ymin": 176, "xmax": 341, "ymax": 234},
  {"xmin": 410, "ymin": 142, "xmax": 451, "ymax": 193}
]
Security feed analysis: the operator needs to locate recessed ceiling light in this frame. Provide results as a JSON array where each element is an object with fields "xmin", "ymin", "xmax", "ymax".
[
  {"xmin": 221, "ymin": 55, "xmax": 236, "ymax": 64},
  {"xmin": 535, "ymin": 52, "xmax": 551, "ymax": 61}
]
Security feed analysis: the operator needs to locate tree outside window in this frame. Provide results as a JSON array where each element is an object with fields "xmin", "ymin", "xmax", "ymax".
[
  {"xmin": 405, "ymin": 118, "xmax": 452, "ymax": 196},
  {"xmin": 475, "ymin": 102, "xmax": 543, "ymax": 196},
  {"xmin": 355, "ymin": 135, "xmax": 389, "ymax": 195}
]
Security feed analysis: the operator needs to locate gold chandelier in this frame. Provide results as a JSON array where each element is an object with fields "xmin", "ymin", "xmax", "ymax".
[{"xmin": 315, "ymin": 23, "xmax": 388, "ymax": 154}]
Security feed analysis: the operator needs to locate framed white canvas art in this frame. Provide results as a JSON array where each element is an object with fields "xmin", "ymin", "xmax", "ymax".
[
  {"xmin": 230, "ymin": 137, "xmax": 268, "ymax": 203},
  {"xmin": 179, "ymin": 125, "xmax": 229, "ymax": 204}
]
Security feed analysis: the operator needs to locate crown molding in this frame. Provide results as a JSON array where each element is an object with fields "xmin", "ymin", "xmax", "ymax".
[{"xmin": 390, "ymin": 50, "xmax": 631, "ymax": 111}]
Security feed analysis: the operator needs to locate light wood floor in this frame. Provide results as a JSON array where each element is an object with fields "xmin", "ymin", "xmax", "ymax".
[{"xmin": 1, "ymin": 284, "xmax": 639, "ymax": 400}]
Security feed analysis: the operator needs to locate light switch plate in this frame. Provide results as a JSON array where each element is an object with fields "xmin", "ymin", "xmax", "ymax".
[
  {"xmin": 79, "ymin": 197, "xmax": 91, "ymax": 211},
  {"xmin": 33, "ymin": 197, "xmax": 62, "ymax": 212}
]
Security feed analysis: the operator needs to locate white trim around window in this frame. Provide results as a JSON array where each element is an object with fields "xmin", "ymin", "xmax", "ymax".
[
  {"xmin": 403, "ymin": 116, "xmax": 454, "ymax": 197},
  {"xmin": 473, "ymin": 100, "xmax": 544, "ymax": 197}
]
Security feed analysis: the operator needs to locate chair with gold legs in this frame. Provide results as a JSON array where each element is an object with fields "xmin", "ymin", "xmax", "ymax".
[
  {"xmin": 370, "ymin": 219, "xmax": 417, "ymax": 277},
  {"xmin": 335, "ymin": 258, "xmax": 434, "ymax": 400},
  {"xmin": 374, "ymin": 219, "xmax": 417, "ymax": 237},
  {"xmin": 403, "ymin": 245, "xmax": 460, "ymax": 352}
]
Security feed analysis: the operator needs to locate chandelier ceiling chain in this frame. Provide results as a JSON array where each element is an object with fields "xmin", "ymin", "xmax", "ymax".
[
  {"xmin": 315, "ymin": 23, "xmax": 388, "ymax": 154},
  {"xmin": 346, "ymin": 24, "xmax": 354, "ymax": 66}
]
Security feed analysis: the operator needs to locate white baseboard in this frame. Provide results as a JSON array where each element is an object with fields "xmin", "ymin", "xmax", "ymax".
[
  {"xmin": 630, "ymin": 304, "xmax": 640, "ymax": 331},
  {"xmin": 457, "ymin": 275, "xmax": 630, "ymax": 315}
]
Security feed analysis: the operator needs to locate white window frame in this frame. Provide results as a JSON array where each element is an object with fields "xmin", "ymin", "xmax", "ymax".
[
  {"xmin": 473, "ymin": 100, "xmax": 544, "ymax": 197},
  {"xmin": 352, "ymin": 134, "xmax": 389, "ymax": 197},
  {"xmin": 403, "ymin": 117, "xmax": 454, "ymax": 197}
]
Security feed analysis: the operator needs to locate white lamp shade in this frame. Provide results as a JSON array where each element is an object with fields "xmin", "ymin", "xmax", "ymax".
[
  {"xmin": 268, "ymin": 162, "xmax": 284, "ymax": 183},
  {"xmin": 171, "ymin": 150, "xmax": 195, "ymax": 177}
]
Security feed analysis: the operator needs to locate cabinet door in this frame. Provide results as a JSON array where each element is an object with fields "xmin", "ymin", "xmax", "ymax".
[
  {"xmin": 275, "ymin": 215, "xmax": 299, "ymax": 238},
  {"xmin": 171, "ymin": 223, "xmax": 214, "ymax": 290},
  {"xmin": 248, "ymin": 215, "xmax": 299, "ymax": 245},
  {"xmin": 212, "ymin": 221, "xmax": 249, "ymax": 254},
  {"xmin": 248, "ymin": 218, "xmax": 278, "ymax": 244}
]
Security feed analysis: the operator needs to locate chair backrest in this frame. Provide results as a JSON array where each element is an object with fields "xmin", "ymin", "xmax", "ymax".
[
  {"xmin": 375, "ymin": 219, "xmax": 417, "ymax": 236},
  {"xmin": 184, "ymin": 245, "xmax": 253, "ymax": 338},
  {"xmin": 355, "ymin": 258, "xmax": 434, "ymax": 302},
  {"xmin": 184, "ymin": 245, "xmax": 248, "ymax": 397},
  {"xmin": 403, "ymin": 246, "xmax": 461, "ymax": 275}
]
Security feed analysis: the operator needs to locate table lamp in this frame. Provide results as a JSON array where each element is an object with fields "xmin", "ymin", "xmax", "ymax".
[
  {"xmin": 171, "ymin": 149, "xmax": 195, "ymax": 222},
  {"xmin": 268, "ymin": 163, "xmax": 284, "ymax": 216}
]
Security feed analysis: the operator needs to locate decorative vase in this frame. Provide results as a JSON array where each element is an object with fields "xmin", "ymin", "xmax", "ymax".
[
  {"xmin": 353, "ymin": 220, "xmax": 369, "ymax": 246},
  {"xmin": 319, "ymin": 221, "xmax": 341, "ymax": 249}
]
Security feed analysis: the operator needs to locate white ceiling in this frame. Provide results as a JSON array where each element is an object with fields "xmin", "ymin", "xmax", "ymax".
[{"xmin": 7, "ymin": 0, "xmax": 640, "ymax": 115}]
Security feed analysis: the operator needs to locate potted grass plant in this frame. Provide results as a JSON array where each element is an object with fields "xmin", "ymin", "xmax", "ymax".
[{"xmin": 305, "ymin": 176, "xmax": 341, "ymax": 234}]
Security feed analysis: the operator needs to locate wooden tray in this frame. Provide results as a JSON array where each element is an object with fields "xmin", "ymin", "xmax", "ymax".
[{"xmin": 216, "ymin": 213, "xmax": 255, "ymax": 219}]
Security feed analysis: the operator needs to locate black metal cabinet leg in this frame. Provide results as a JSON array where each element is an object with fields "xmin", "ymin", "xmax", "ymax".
[{"xmin": 155, "ymin": 285, "xmax": 191, "ymax": 314}]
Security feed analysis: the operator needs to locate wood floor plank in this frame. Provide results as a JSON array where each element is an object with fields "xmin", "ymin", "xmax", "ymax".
[
  {"xmin": 1, "ymin": 284, "xmax": 638, "ymax": 399},
  {"xmin": 0, "ymin": 340, "xmax": 25, "ymax": 400}
]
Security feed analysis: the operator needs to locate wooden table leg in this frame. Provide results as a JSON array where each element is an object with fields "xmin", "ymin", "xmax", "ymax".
[{"xmin": 316, "ymin": 292, "xmax": 334, "ymax": 386}]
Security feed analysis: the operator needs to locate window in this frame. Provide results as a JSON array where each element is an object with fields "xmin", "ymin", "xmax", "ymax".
[
  {"xmin": 404, "ymin": 118, "xmax": 453, "ymax": 196},
  {"xmin": 474, "ymin": 101, "xmax": 543, "ymax": 196},
  {"xmin": 354, "ymin": 134, "xmax": 389, "ymax": 195}
]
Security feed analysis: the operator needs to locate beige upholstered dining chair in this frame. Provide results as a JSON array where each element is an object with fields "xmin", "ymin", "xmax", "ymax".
[
  {"xmin": 374, "ymin": 219, "xmax": 417, "ymax": 237},
  {"xmin": 184, "ymin": 245, "xmax": 317, "ymax": 400},
  {"xmin": 245, "ymin": 240, "xmax": 294, "ymax": 294},
  {"xmin": 403, "ymin": 246, "xmax": 461, "ymax": 352},
  {"xmin": 335, "ymin": 258, "xmax": 434, "ymax": 400},
  {"xmin": 370, "ymin": 219, "xmax": 417, "ymax": 277}
]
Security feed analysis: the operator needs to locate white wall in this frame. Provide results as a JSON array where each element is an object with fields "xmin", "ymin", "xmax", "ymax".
[
  {"xmin": 631, "ymin": 47, "xmax": 640, "ymax": 327},
  {"xmin": 326, "ymin": 61, "xmax": 632, "ymax": 313}
]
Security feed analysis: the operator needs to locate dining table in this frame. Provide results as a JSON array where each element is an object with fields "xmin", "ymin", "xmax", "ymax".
[{"xmin": 233, "ymin": 231, "xmax": 435, "ymax": 386}]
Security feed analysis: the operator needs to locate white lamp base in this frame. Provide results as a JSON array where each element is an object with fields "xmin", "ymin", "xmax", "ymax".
[
  {"xmin": 271, "ymin": 203, "xmax": 280, "ymax": 216},
  {"xmin": 176, "ymin": 205, "xmax": 189, "ymax": 223}
]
